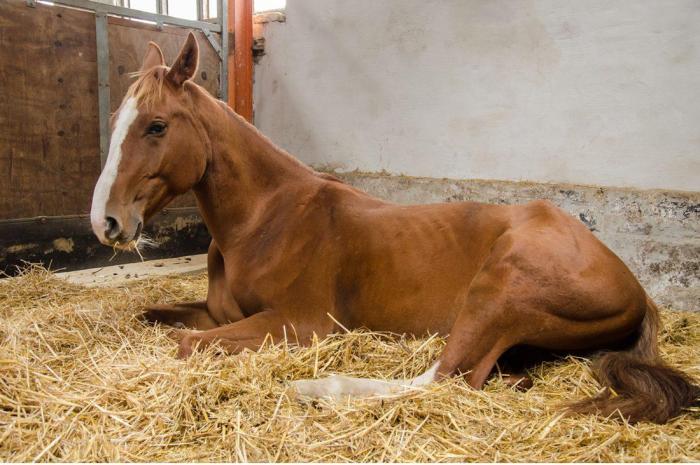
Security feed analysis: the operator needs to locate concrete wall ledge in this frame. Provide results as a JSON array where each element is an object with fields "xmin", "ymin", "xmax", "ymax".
[{"xmin": 331, "ymin": 171, "xmax": 699, "ymax": 312}]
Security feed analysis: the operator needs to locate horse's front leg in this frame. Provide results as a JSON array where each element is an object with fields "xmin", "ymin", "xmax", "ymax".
[
  {"xmin": 173, "ymin": 310, "xmax": 319, "ymax": 358},
  {"xmin": 143, "ymin": 240, "xmax": 243, "ymax": 330},
  {"xmin": 143, "ymin": 302, "xmax": 219, "ymax": 330}
]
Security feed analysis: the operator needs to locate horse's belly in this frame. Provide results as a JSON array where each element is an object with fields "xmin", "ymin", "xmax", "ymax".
[
  {"xmin": 338, "ymin": 266, "xmax": 473, "ymax": 336},
  {"xmin": 347, "ymin": 300, "xmax": 461, "ymax": 336}
]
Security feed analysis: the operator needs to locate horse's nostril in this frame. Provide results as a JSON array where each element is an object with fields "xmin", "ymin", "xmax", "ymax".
[{"xmin": 104, "ymin": 216, "xmax": 121, "ymax": 240}]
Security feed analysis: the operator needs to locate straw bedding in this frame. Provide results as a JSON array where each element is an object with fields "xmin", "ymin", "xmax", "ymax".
[{"xmin": 1, "ymin": 266, "xmax": 698, "ymax": 462}]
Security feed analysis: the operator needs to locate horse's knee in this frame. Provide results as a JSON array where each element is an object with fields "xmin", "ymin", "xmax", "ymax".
[{"xmin": 142, "ymin": 303, "xmax": 219, "ymax": 330}]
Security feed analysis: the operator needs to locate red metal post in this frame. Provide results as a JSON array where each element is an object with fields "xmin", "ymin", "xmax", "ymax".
[{"xmin": 232, "ymin": 0, "xmax": 253, "ymax": 122}]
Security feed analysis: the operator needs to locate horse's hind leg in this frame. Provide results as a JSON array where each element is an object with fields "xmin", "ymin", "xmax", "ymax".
[
  {"xmin": 434, "ymin": 257, "xmax": 527, "ymax": 388},
  {"xmin": 435, "ymin": 306, "xmax": 514, "ymax": 389},
  {"xmin": 436, "ymin": 238, "xmax": 644, "ymax": 389},
  {"xmin": 292, "ymin": 270, "xmax": 522, "ymax": 400}
]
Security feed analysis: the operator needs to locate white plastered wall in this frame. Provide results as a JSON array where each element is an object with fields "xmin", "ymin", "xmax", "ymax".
[{"xmin": 254, "ymin": 0, "xmax": 700, "ymax": 191}]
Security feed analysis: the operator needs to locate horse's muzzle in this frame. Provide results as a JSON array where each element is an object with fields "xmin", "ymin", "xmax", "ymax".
[{"xmin": 92, "ymin": 214, "xmax": 143, "ymax": 247}]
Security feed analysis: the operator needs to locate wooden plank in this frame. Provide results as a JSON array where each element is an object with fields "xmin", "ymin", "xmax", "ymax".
[{"xmin": 0, "ymin": 1, "xmax": 101, "ymax": 219}]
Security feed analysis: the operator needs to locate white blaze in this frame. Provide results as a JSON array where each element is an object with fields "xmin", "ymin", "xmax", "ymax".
[
  {"xmin": 291, "ymin": 362, "xmax": 441, "ymax": 399},
  {"xmin": 90, "ymin": 97, "xmax": 139, "ymax": 238}
]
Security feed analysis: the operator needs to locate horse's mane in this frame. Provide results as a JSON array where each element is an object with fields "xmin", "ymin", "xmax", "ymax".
[{"xmin": 126, "ymin": 66, "xmax": 168, "ymax": 110}]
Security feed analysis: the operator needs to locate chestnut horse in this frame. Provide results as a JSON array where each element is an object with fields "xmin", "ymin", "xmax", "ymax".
[{"xmin": 90, "ymin": 33, "xmax": 697, "ymax": 424}]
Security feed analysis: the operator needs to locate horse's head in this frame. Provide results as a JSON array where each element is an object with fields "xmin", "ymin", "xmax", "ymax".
[{"xmin": 90, "ymin": 33, "xmax": 208, "ymax": 249}]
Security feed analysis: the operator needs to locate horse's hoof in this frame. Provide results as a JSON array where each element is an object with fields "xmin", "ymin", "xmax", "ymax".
[
  {"xmin": 177, "ymin": 335, "xmax": 195, "ymax": 359},
  {"xmin": 166, "ymin": 328, "xmax": 190, "ymax": 342}
]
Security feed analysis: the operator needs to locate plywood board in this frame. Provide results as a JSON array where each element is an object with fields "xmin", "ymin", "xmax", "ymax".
[
  {"xmin": 0, "ymin": 1, "xmax": 101, "ymax": 219},
  {"xmin": 108, "ymin": 17, "xmax": 222, "ymax": 109}
]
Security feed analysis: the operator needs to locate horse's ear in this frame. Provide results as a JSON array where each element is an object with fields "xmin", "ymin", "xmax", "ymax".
[
  {"xmin": 141, "ymin": 41, "xmax": 165, "ymax": 72},
  {"xmin": 167, "ymin": 31, "xmax": 199, "ymax": 87}
]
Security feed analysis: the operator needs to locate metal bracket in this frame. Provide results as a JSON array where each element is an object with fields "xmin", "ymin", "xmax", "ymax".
[
  {"xmin": 202, "ymin": 28, "xmax": 222, "ymax": 55},
  {"xmin": 50, "ymin": 0, "xmax": 222, "ymax": 32},
  {"xmin": 196, "ymin": 0, "xmax": 204, "ymax": 20},
  {"xmin": 156, "ymin": 0, "xmax": 167, "ymax": 15}
]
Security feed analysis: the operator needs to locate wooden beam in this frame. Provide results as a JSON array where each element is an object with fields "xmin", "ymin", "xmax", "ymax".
[{"xmin": 233, "ymin": 0, "xmax": 253, "ymax": 122}]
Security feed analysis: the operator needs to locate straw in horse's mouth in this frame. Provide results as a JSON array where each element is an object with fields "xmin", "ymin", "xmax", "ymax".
[{"xmin": 109, "ymin": 233, "xmax": 157, "ymax": 261}]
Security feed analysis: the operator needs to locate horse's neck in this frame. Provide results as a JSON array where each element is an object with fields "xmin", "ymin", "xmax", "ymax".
[{"xmin": 192, "ymin": 92, "xmax": 314, "ymax": 248}]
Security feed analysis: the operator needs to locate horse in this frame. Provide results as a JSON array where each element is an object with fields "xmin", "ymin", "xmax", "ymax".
[{"xmin": 90, "ymin": 32, "xmax": 698, "ymax": 424}]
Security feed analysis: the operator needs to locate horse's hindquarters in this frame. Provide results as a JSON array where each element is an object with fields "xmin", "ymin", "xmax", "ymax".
[{"xmin": 492, "ymin": 203, "xmax": 648, "ymax": 352}]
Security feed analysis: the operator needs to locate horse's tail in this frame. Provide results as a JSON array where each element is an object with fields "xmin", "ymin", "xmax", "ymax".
[{"xmin": 569, "ymin": 295, "xmax": 699, "ymax": 423}]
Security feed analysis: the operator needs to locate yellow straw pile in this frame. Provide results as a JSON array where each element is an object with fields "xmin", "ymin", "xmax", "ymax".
[{"xmin": 1, "ymin": 266, "xmax": 698, "ymax": 461}]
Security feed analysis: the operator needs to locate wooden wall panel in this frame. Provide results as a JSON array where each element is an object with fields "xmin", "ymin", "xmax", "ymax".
[
  {"xmin": 0, "ymin": 1, "xmax": 101, "ymax": 219},
  {"xmin": 0, "ymin": 1, "xmax": 222, "ymax": 219}
]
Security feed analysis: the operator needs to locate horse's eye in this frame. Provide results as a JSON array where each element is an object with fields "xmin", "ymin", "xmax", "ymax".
[{"xmin": 146, "ymin": 121, "xmax": 167, "ymax": 136}]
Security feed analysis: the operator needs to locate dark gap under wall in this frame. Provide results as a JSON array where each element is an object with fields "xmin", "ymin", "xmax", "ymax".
[{"xmin": 0, "ymin": 208, "xmax": 210, "ymax": 276}]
